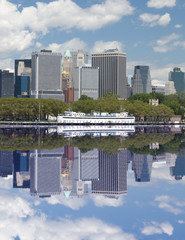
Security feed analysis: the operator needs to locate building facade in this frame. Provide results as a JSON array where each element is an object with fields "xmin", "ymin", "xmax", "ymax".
[
  {"xmin": 31, "ymin": 50, "xmax": 64, "ymax": 100},
  {"xmin": 131, "ymin": 66, "xmax": 152, "ymax": 95},
  {"xmin": 91, "ymin": 150, "xmax": 127, "ymax": 196},
  {"xmin": 73, "ymin": 66, "xmax": 99, "ymax": 100},
  {"xmin": 92, "ymin": 49, "xmax": 127, "ymax": 99},
  {"xmin": 164, "ymin": 81, "xmax": 176, "ymax": 95},
  {"xmin": 14, "ymin": 59, "xmax": 31, "ymax": 97},
  {"xmin": 169, "ymin": 67, "xmax": 185, "ymax": 93},
  {"xmin": 0, "ymin": 70, "xmax": 14, "ymax": 98},
  {"xmin": 70, "ymin": 50, "xmax": 88, "ymax": 68}
]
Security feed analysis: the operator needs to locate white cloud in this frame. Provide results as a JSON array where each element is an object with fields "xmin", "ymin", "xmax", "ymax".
[
  {"xmin": 0, "ymin": 0, "xmax": 134, "ymax": 56},
  {"xmin": 139, "ymin": 13, "xmax": 171, "ymax": 27},
  {"xmin": 0, "ymin": 194, "xmax": 136, "ymax": 240},
  {"xmin": 91, "ymin": 195, "xmax": 125, "ymax": 207},
  {"xmin": 45, "ymin": 193, "xmax": 87, "ymax": 210},
  {"xmin": 0, "ymin": 58, "xmax": 14, "ymax": 72},
  {"xmin": 147, "ymin": 0, "xmax": 176, "ymax": 9},
  {"xmin": 0, "ymin": 193, "xmax": 34, "ymax": 218},
  {"xmin": 178, "ymin": 220, "xmax": 185, "ymax": 224},
  {"xmin": 155, "ymin": 195, "xmax": 185, "ymax": 215},
  {"xmin": 0, "ymin": 176, "xmax": 13, "ymax": 189},
  {"xmin": 47, "ymin": 38, "xmax": 88, "ymax": 55},
  {"xmin": 153, "ymin": 33, "xmax": 181, "ymax": 52},
  {"xmin": 175, "ymin": 24, "xmax": 183, "ymax": 28},
  {"xmin": 141, "ymin": 221, "xmax": 174, "ymax": 236},
  {"xmin": 91, "ymin": 40, "xmax": 124, "ymax": 53},
  {"xmin": 23, "ymin": 0, "xmax": 134, "ymax": 32}
]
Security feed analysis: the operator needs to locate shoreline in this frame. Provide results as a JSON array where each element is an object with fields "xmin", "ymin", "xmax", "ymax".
[{"xmin": 0, "ymin": 121, "xmax": 183, "ymax": 128}]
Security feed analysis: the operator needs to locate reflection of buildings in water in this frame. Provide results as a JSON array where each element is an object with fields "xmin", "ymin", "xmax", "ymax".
[
  {"xmin": 0, "ymin": 151, "xmax": 13, "ymax": 177},
  {"xmin": 170, "ymin": 151, "xmax": 185, "ymax": 180},
  {"xmin": 153, "ymin": 153, "xmax": 177, "ymax": 167},
  {"xmin": 67, "ymin": 148, "xmax": 98, "ymax": 198},
  {"xmin": 30, "ymin": 149, "xmax": 63, "ymax": 198},
  {"xmin": 13, "ymin": 151, "xmax": 30, "ymax": 188},
  {"xmin": 80, "ymin": 149, "xmax": 99, "ymax": 181},
  {"xmin": 62, "ymin": 145, "xmax": 74, "ymax": 199},
  {"xmin": 91, "ymin": 149, "xmax": 128, "ymax": 197},
  {"xmin": 132, "ymin": 154, "xmax": 153, "ymax": 182}
]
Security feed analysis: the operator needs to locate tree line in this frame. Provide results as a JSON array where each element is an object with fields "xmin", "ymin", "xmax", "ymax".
[{"xmin": 1, "ymin": 92, "xmax": 185, "ymax": 121}]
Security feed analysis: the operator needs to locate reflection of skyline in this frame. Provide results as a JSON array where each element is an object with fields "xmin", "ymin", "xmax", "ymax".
[{"xmin": 0, "ymin": 140, "xmax": 185, "ymax": 199}]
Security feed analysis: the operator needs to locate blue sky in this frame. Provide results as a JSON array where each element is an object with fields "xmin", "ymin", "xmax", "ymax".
[{"xmin": 0, "ymin": 0, "xmax": 185, "ymax": 83}]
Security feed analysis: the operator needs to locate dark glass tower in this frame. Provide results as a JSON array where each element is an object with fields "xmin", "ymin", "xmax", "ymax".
[
  {"xmin": 0, "ymin": 70, "xmax": 14, "ymax": 98},
  {"xmin": 92, "ymin": 49, "xmax": 127, "ymax": 99},
  {"xmin": 169, "ymin": 67, "xmax": 185, "ymax": 93},
  {"xmin": 131, "ymin": 66, "xmax": 151, "ymax": 95}
]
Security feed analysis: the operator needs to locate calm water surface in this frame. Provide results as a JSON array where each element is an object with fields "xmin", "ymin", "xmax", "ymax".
[{"xmin": 0, "ymin": 126, "xmax": 185, "ymax": 240}]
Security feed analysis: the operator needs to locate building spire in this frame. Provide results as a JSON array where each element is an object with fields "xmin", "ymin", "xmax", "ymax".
[{"xmin": 64, "ymin": 47, "xmax": 72, "ymax": 58}]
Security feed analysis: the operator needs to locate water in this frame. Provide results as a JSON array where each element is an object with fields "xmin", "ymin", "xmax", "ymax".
[{"xmin": 0, "ymin": 126, "xmax": 185, "ymax": 239}]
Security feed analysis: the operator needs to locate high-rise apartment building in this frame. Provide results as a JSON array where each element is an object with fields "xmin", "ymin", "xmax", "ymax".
[
  {"xmin": 14, "ymin": 59, "xmax": 31, "ymax": 98},
  {"xmin": 92, "ymin": 49, "xmax": 127, "ymax": 98},
  {"xmin": 0, "ymin": 70, "xmax": 14, "ymax": 98},
  {"xmin": 31, "ymin": 50, "xmax": 64, "ymax": 100},
  {"xmin": 131, "ymin": 66, "xmax": 152, "ymax": 95},
  {"xmin": 169, "ymin": 67, "xmax": 185, "ymax": 93},
  {"xmin": 73, "ymin": 66, "xmax": 99, "ymax": 100}
]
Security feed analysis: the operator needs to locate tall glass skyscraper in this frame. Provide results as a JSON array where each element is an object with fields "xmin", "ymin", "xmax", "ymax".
[
  {"xmin": 0, "ymin": 70, "xmax": 14, "ymax": 98},
  {"xmin": 169, "ymin": 67, "xmax": 185, "ymax": 93},
  {"xmin": 131, "ymin": 66, "xmax": 151, "ymax": 95},
  {"xmin": 92, "ymin": 49, "xmax": 127, "ymax": 99}
]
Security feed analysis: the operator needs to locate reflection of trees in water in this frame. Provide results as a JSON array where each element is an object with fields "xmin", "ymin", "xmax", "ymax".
[{"xmin": 0, "ymin": 128, "xmax": 185, "ymax": 156}]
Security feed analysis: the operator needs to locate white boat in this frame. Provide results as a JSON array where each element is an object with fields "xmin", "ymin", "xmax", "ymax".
[
  {"xmin": 57, "ymin": 125, "xmax": 135, "ymax": 137},
  {"xmin": 57, "ymin": 111, "xmax": 135, "ymax": 124}
]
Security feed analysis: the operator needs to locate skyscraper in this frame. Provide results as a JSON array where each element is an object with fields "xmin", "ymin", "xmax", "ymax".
[
  {"xmin": 31, "ymin": 50, "xmax": 64, "ymax": 100},
  {"xmin": 30, "ymin": 149, "xmax": 62, "ymax": 197},
  {"xmin": 0, "ymin": 70, "xmax": 14, "ymax": 98},
  {"xmin": 0, "ymin": 151, "xmax": 13, "ymax": 177},
  {"xmin": 73, "ymin": 66, "xmax": 99, "ymax": 100},
  {"xmin": 169, "ymin": 67, "xmax": 185, "ymax": 93},
  {"xmin": 13, "ymin": 151, "xmax": 30, "ymax": 188},
  {"xmin": 131, "ymin": 66, "xmax": 151, "ymax": 95},
  {"xmin": 70, "ymin": 50, "xmax": 88, "ymax": 68},
  {"xmin": 62, "ymin": 48, "xmax": 74, "ymax": 103},
  {"xmin": 14, "ymin": 59, "xmax": 31, "ymax": 98},
  {"xmin": 92, "ymin": 49, "xmax": 127, "ymax": 98},
  {"xmin": 132, "ymin": 154, "xmax": 153, "ymax": 182},
  {"xmin": 91, "ymin": 149, "xmax": 127, "ymax": 196}
]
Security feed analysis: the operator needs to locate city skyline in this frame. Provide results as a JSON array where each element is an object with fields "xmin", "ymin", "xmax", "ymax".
[{"xmin": 0, "ymin": 0, "xmax": 185, "ymax": 84}]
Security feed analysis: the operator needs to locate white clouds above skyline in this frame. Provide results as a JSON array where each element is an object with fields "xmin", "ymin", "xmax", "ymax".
[
  {"xmin": 0, "ymin": 0, "xmax": 134, "ymax": 56},
  {"xmin": 147, "ymin": 0, "xmax": 176, "ymax": 9},
  {"xmin": 47, "ymin": 38, "xmax": 88, "ymax": 55},
  {"xmin": 139, "ymin": 13, "xmax": 171, "ymax": 27},
  {"xmin": 141, "ymin": 221, "xmax": 174, "ymax": 236},
  {"xmin": 91, "ymin": 40, "xmax": 124, "ymax": 53},
  {"xmin": 153, "ymin": 33, "xmax": 182, "ymax": 52}
]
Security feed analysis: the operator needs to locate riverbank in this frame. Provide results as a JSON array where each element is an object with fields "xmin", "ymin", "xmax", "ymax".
[{"xmin": 0, "ymin": 121, "xmax": 184, "ymax": 128}]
